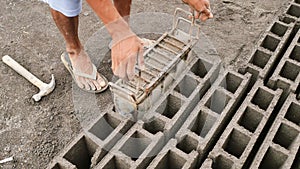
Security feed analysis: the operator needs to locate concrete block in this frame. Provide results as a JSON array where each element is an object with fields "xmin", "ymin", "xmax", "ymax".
[
  {"xmin": 268, "ymin": 28, "xmax": 300, "ymax": 100},
  {"xmin": 175, "ymin": 71, "xmax": 251, "ymax": 163},
  {"xmin": 239, "ymin": 17, "xmax": 297, "ymax": 86},
  {"xmin": 85, "ymin": 110, "xmax": 134, "ymax": 150},
  {"xmin": 47, "ymin": 157, "xmax": 77, "ymax": 169},
  {"xmin": 202, "ymin": 79, "xmax": 283, "ymax": 168},
  {"xmin": 140, "ymin": 57, "xmax": 221, "ymax": 140},
  {"xmin": 46, "ymin": 133, "xmax": 103, "ymax": 169},
  {"xmin": 146, "ymin": 139, "xmax": 199, "ymax": 169},
  {"xmin": 250, "ymin": 93, "xmax": 300, "ymax": 169},
  {"xmin": 94, "ymin": 122, "xmax": 165, "ymax": 169}
]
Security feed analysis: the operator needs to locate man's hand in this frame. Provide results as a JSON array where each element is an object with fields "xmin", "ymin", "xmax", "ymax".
[
  {"xmin": 111, "ymin": 35, "xmax": 144, "ymax": 80},
  {"xmin": 183, "ymin": 0, "xmax": 213, "ymax": 21}
]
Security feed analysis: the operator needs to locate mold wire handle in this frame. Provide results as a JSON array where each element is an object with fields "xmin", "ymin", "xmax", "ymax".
[{"xmin": 172, "ymin": 8, "xmax": 201, "ymax": 39}]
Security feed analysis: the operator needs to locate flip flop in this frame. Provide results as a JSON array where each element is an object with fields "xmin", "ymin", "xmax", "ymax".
[{"xmin": 61, "ymin": 52, "xmax": 108, "ymax": 93}]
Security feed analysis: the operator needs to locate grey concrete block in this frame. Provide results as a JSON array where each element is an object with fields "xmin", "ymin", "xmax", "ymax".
[
  {"xmin": 175, "ymin": 70, "xmax": 252, "ymax": 162},
  {"xmin": 85, "ymin": 110, "xmax": 134, "ymax": 150},
  {"xmin": 250, "ymin": 93, "xmax": 300, "ymax": 169},
  {"xmin": 239, "ymin": 17, "xmax": 297, "ymax": 85},
  {"xmin": 47, "ymin": 157, "xmax": 77, "ymax": 169},
  {"xmin": 46, "ymin": 133, "xmax": 101, "ymax": 169},
  {"xmin": 268, "ymin": 28, "xmax": 300, "ymax": 100},
  {"xmin": 140, "ymin": 56, "xmax": 221, "ymax": 140},
  {"xmin": 202, "ymin": 79, "xmax": 283, "ymax": 169},
  {"xmin": 94, "ymin": 122, "xmax": 165, "ymax": 169},
  {"xmin": 146, "ymin": 139, "xmax": 199, "ymax": 169}
]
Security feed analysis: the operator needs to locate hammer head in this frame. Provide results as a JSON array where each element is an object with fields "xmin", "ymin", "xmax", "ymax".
[{"xmin": 32, "ymin": 74, "xmax": 55, "ymax": 101}]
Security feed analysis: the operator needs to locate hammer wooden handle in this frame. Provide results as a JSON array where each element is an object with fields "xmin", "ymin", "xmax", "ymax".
[{"xmin": 2, "ymin": 55, "xmax": 45, "ymax": 88}]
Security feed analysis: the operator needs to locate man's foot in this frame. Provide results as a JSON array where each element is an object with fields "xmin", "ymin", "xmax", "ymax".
[{"xmin": 62, "ymin": 50, "xmax": 108, "ymax": 93}]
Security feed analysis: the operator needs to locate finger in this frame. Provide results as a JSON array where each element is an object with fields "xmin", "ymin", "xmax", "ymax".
[
  {"xmin": 194, "ymin": 11, "xmax": 200, "ymax": 19},
  {"xmin": 137, "ymin": 46, "xmax": 145, "ymax": 70},
  {"xmin": 200, "ymin": 8, "xmax": 212, "ymax": 19},
  {"xmin": 126, "ymin": 54, "xmax": 136, "ymax": 81},
  {"xmin": 115, "ymin": 58, "xmax": 128, "ymax": 80},
  {"xmin": 199, "ymin": 13, "xmax": 209, "ymax": 21}
]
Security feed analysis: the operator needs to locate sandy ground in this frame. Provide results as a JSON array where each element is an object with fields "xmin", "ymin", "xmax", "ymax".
[{"xmin": 0, "ymin": 0, "xmax": 290, "ymax": 168}]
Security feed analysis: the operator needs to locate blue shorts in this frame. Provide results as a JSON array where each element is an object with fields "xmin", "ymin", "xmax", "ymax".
[{"xmin": 42, "ymin": 0, "xmax": 82, "ymax": 17}]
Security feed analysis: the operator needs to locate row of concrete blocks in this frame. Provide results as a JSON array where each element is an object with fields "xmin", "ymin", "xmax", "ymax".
[
  {"xmin": 239, "ymin": 1, "xmax": 300, "ymax": 89},
  {"xmin": 198, "ymin": 1, "xmax": 300, "ymax": 168},
  {"xmin": 200, "ymin": 85, "xmax": 300, "ymax": 169},
  {"xmin": 47, "ymin": 53, "xmax": 224, "ymax": 168},
  {"xmin": 268, "ymin": 24, "xmax": 300, "ymax": 100}
]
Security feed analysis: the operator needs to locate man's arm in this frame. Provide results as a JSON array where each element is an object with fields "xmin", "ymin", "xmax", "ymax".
[{"xmin": 86, "ymin": 0, "xmax": 143, "ymax": 80}]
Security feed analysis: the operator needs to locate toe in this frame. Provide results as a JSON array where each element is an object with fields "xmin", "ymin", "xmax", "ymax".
[
  {"xmin": 81, "ymin": 78, "xmax": 91, "ymax": 91},
  {"xmin": 75, "ymin": 77, "xmax": 85, "ymax": 89},
  {"xmin": 87, "ymin": 79, "xmax": 96, "ymax": 91},
  {"xmin": 97, "ymin": 73, "xmax": 107, "ymax": 88}
]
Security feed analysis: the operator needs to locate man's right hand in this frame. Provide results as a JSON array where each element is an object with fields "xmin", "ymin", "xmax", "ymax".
[
  {"xmin": 111, "ymin": 35, "xmax": 144, "ymax": 81},
  {"xmin": 183, "ymin": 0, "xmax": 213, "ymax": 21}
]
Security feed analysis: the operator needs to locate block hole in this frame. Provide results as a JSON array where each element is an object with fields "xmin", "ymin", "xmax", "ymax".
[
  {"xmin": 156, "ymin": 94, "xmax": 183, "ymax": 119},
  {"xmin": 155, "ymin": 150, "xmax": 187, "ymax": 169},
  {"xmin": 250, "ymin": 50, "xmax": 271, "ymax": 69},
  {"xmin": 285, "ymin": 102, "xmax": 300, "ymax": 126},
  {"xmin": 89, "ymin": 113, "xmax": 121, "ymax": 140},
  {"xmin": 220, "ymin": 72, "xmax": 243, "ymax": 93},
  {"xmin": 176, "ymin": 135, "xmax": 198, "ymax": 154},
  {"xmin": 102, "ymin": 156, "xmax": 131, "ymax": 169},
  {"xmin": 279, "ymin": 61, "xmax": 300, "ymax": 81},
  {"xmin": 51, "ymin": 163, "xmax": 61, "ymax": 169},
  {"xmin": 290, "ymin": 45, "xmax": 300, "ymax": 62},
  {"xmin": 205, "ymin": 90, "xmax": 231, "ymax": 114},
  {"xmin": 63, "ymin": 136, "xmax": 98, "ymax": 169},
  {"xmin": 291, "ymin": 148, "xmax": 300, "ymax": 169},
  {"xmin": 212, "ymin": 155, "xmax": 234, "ymax": 169},
  {"xmin": 260, "ymin": 35, "xmax": 280, "ymax": 52},
  {"xmin": 222, "ymin": 129, "xmax": 250, "ymax": 158},
  {"xmin": 287, "ymin": 5, "xmax": 300, "ymax": 17},
  {"xmin": 143, "ymin": 118, "xmax": 165, "ymax": 134},
  {"xmin": 175, "ymin": 75, "xmax": 198, "ymax": 98},
  {"xmin": 120, "ymin": 131, "xmax": 151, "ymax": 159},
  {"xmin": 190, "ymin": 110, "xmax": 217, "ymax": 138},
  {"xmin": 190, "ymin": 59, "xmax": 213, "ymax": 79},
  {"xmin": 270, "ymin": 22, "xmax": 288, "ymax": 37},
  {"xmin": 279, "ymin": 16, "xmax": 295, "ymax": 24},
  {"xmin": 273, "ymin": 123, "xmax": 299, "ymax": 150},
  {"xmin": 259, "ymin": 147, "xmax": 288, "ymax": 169},
  {"xmin": 251, "ymin": 88, "xmax": 274, "ymax": 111},
  {"xmin": 296, "ymin": 0, "xmax": 300, "ymax": 4},
  {"xmin": 238, "ymin": 106, "xmax": 263, "ymax": 133}
]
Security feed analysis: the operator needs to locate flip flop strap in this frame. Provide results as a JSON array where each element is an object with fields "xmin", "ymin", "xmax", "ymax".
[{"xmin": 73, "ymin": 64, "xmax": 97, "ymax": 80}]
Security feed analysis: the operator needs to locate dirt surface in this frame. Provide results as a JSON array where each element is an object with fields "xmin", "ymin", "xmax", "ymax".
[{"xmin": 0, "ymin": 0, "xmax": 290, "ymax": 168}]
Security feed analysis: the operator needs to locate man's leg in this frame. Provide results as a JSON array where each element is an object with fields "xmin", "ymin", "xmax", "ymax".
[
  {"xmin": 113, "ymin": 0, "xmax": 132, "ymax": 22},
  {"xmin": 51, "ymin": 9, "xmax": 106, "ymax": 91}
]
